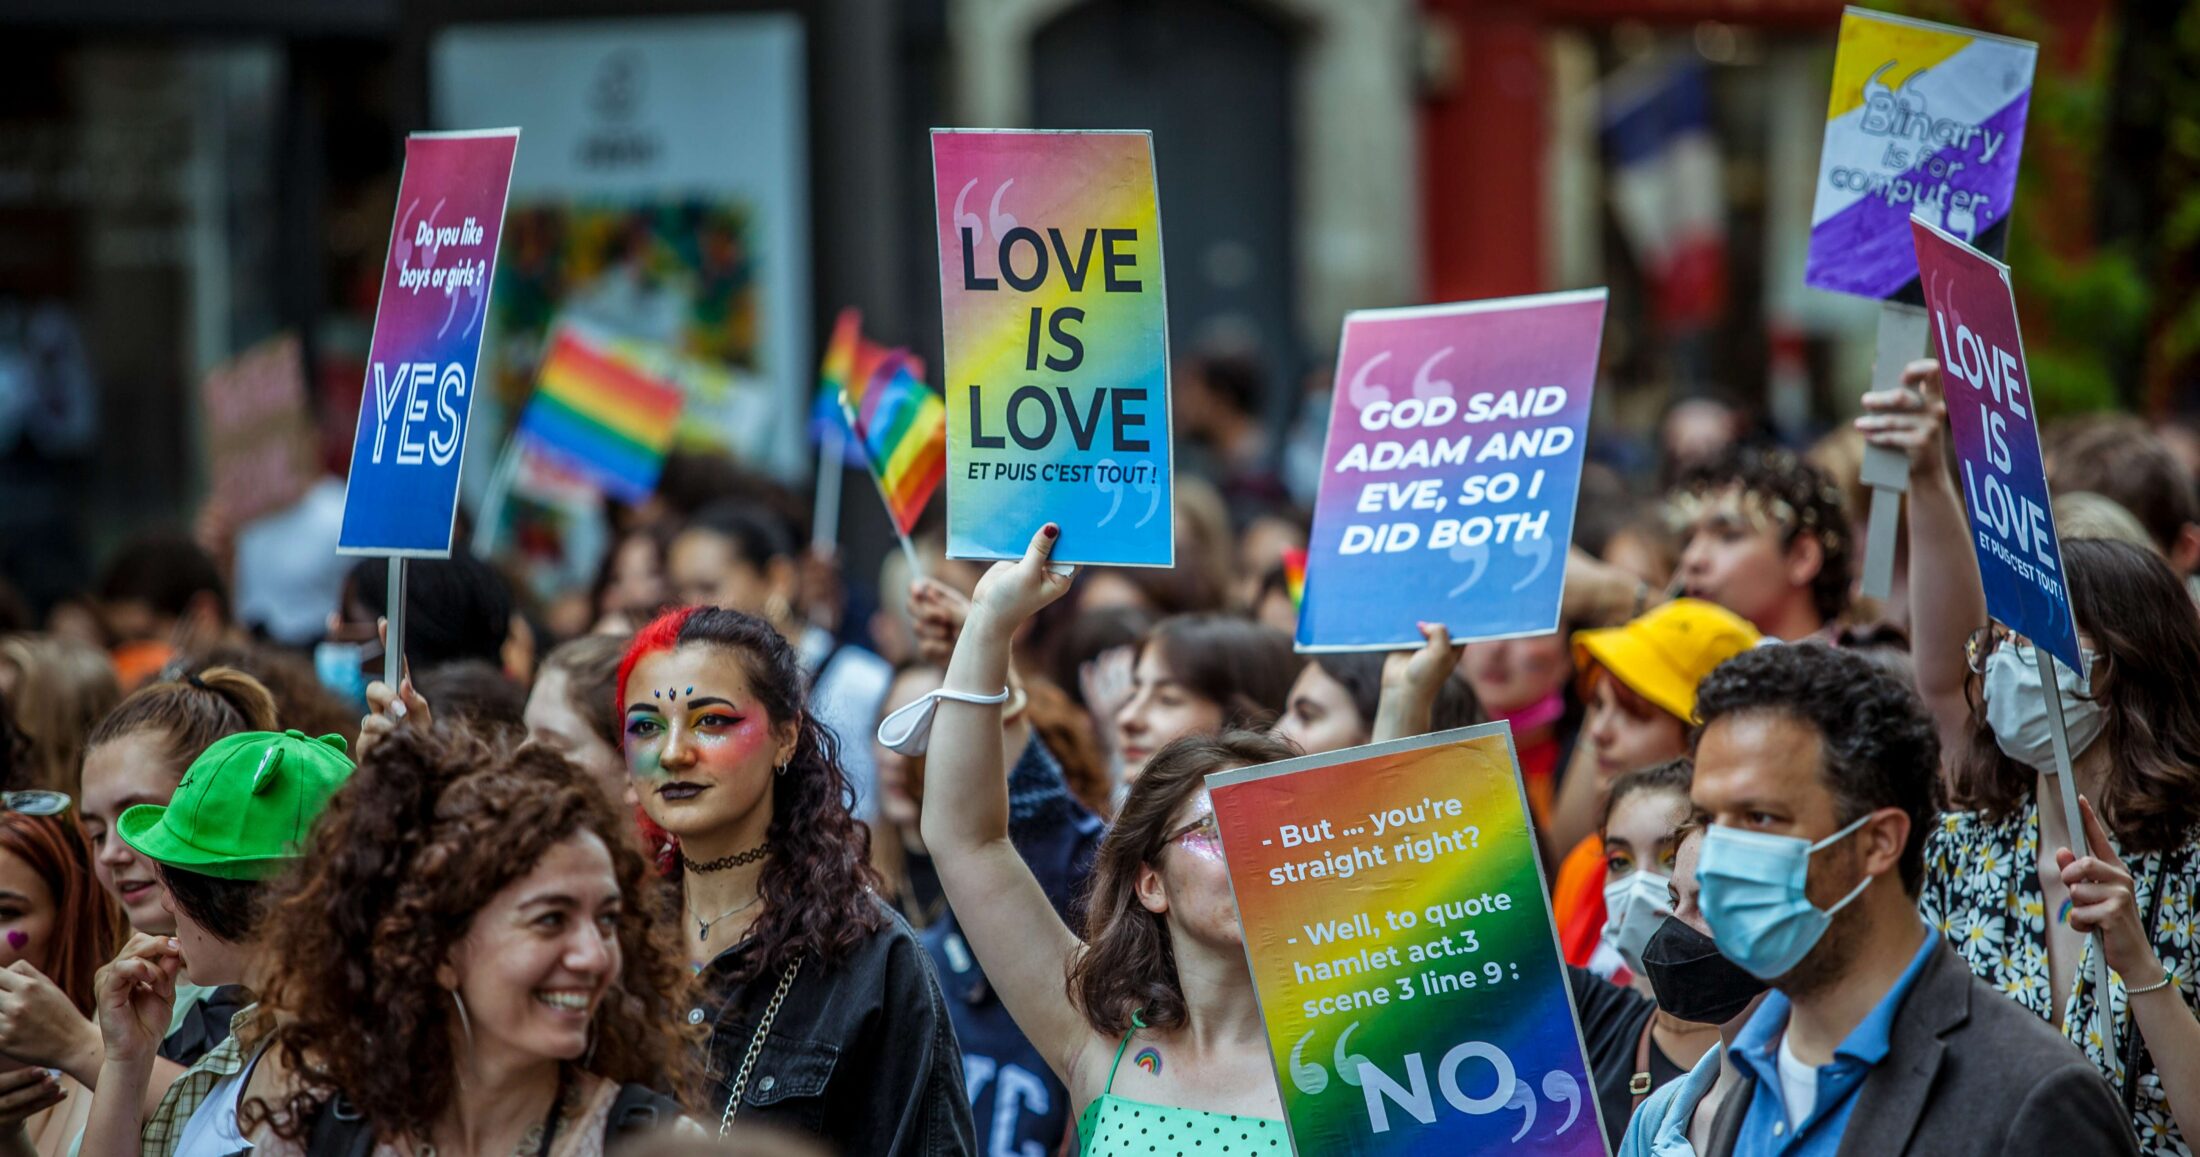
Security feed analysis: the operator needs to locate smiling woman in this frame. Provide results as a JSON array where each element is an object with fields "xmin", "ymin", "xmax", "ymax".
[
  {"xmin": 615, "ymin": 606, "xmax": 975, "ymax": 1155},
  {"xmin": 242, "ymin": 728, "xmax": 700, "ymax": 1155}
]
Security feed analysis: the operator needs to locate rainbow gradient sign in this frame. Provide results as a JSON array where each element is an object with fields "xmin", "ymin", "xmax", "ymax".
[
  {"xmin": 1298, "ymin": 291, "xmax": 1605, "ymax": 651},
  {"xmin": 1209, "ymin": 725, "xmax": 1604, "ymax": 1157},
  {"xmin": 931, "ymin": 129, "xmax": 1172, "ymax": 566},
  {"xmin": 339, "ymin": 129, "xmax": 519, "ymax": 557},
  {"xmin": 1805, "ymin": 8, "xmax": 2036, "ymax": 302}
]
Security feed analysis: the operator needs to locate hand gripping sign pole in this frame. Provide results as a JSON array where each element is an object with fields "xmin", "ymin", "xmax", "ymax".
[
  {"xmin": 1858, "ymin": 303, "xmax": 1930, "ymax": 600},
  {"xmin": 2035, "ymin": 646, "xmax": 2112, "ymax": 1027}
]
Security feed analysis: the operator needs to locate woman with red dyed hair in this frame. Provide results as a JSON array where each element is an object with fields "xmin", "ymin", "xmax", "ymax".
[
  {"xmin": 0, "ymin": 805, "xmax": 126, "ymax": 1157},
  {"xmin": 616, "ymin": 606, "xmax": 973, "ymax": 1154}
]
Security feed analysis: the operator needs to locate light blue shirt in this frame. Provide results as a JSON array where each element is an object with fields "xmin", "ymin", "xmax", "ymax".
[
  {"xmin": 1619, "ymin": 1043, "xmax": 1726, "ymax": 1157},
  {"xmin": 1724, "ymin": 927, "xmax": 1941, "ymax": 1157}
]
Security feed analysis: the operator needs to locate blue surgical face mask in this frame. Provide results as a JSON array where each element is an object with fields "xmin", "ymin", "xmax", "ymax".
[
  {"xmin": 1695, "ymin": 814, "xmax": 1875, "ymax": 980},
  {"xmin": 313, "ymin": 641, "xmax": 369, "ymax": 711}
]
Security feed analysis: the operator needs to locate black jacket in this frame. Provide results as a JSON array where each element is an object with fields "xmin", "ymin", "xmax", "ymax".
[
  {"xmin": 1702, "ymin": 943, "xmax": 2137, "ymax": 1156},
  {"xmin": 692, "ymin": 897, "xmax": 977, "ymax": 1155}
]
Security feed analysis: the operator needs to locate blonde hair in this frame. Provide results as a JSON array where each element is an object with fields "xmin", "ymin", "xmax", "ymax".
[{"xmin": 0, "ymin": 636, "xmax": 122, "ymax": 795}]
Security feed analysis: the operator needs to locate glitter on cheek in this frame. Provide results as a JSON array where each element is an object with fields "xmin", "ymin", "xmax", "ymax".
[
  {"xmin": 626, "ymin": 740, "xmax": 669, "ymax": 782},
  {"xmin": 1177, "ymin": 827, "xmax": 1226, "ymax": 863}
]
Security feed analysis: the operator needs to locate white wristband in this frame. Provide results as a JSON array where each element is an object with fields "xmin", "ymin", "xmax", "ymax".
[{"xmin": 874, "ymin": 686, "xmax": 1011, "ymax": 756}]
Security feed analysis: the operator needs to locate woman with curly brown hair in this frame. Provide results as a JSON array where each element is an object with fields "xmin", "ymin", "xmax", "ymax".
[
  {"xmin": 918, "ymin": 526, "xmax": 1289, "ymax": 1154},
  {"xmin": 244, "ymin": 725, "xmax": 699, "ymax": 1155},
  {"xmin": 616, "ymin": 606, "xmax": 972, "ymax": 1154}
]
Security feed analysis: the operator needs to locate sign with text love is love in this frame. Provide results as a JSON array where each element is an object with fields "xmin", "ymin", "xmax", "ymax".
[
  {"xmin": 931, "ymin": 129, "xmax": 1172, "ymax": 566},
  {"xmin": 1912, "ymin": 216, "xmax": 2080, "ymax": 672},
  {"xmin": 1210, "ymin": 725, "xmax": 1603, "ymax": 1157},
  {"xmin": 339, "ymin": 129, "xmax": 519, "ymax": 557},
  {"xmin": 1806, "ymin": 8, "xmax": 2036, "ymax": 301},
  {"xmin": 1297, "ymin": 291, "xmax": 1604, "ymax": 652}
]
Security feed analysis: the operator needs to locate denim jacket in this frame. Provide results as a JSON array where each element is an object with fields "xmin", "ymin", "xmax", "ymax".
[{"xmin": 692, "ymin": 897, "xmax": 977, "ymax": 1155}]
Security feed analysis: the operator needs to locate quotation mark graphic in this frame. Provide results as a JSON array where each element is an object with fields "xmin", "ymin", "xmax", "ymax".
[{"xmin": 1093, "ymin": 458, "xmax": 1160, "ymax": 529}]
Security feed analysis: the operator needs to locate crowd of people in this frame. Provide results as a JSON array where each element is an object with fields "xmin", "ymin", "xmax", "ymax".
[{"xmin": 0, "ymin": 355, "xmax": 2195, "ymax": 1156}]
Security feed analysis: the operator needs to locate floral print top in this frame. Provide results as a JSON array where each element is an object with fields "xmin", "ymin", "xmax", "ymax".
[{"xmin": 1922, "ymin": 798, "xmax": 2199, "ymax": 1156}]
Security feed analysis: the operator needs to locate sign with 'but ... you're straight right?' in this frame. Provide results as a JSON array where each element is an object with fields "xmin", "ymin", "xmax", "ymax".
[
  {"xmin": 1208, "ymin": 725, "xmax": 1604, "ymax": 1157},
  {"xmin": 1296, "ymin": 291, "xmax": 1605, "ymax": 652},
  {"xmin": 931, "ymin": 129, "xmax": 1173, "ymax": 567}
]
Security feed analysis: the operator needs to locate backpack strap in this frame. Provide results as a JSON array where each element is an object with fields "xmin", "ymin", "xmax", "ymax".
[{"xmin": 603, "ymin": 1083, "xmax": 684, "ymax": 1142}]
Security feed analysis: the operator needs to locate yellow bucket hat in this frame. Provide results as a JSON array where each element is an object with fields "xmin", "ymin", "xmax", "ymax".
[{"xmin": 1572, "ymin": 599, "xmax": 1761, "ymax": 724}]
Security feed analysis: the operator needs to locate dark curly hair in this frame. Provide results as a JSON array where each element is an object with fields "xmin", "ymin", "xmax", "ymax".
[
  {"xmin": 1675, "ymin": 445, "xmax": 1855, "ymax": 626},
  {"xmin": 1953, "ymin": 538, "xmax": 2200, "ymax": 855},
  {"xmin": 1069, "ymin": 729, "xmax": 1296, "ymax": 1036},
  {"xmin": 616, "ymin": 606, "xmax": 883, "ymax": 986},
  {"xmin": 1691, "ymin": 643, "xmax": 1938, "ymax": 893},
  {"xmin": 246, "ymin": 727, "xmax": 698, "ymax": 1143}
]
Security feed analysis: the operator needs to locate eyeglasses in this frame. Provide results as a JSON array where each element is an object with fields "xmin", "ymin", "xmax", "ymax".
[
  {"xmin": 1, "ymin": 791, "xmax": 69, "ymax": 817},
  {"xmin": 1162, "ymin": 812, "xmax": 1225, "ymax": 862},
  {"xmin": 1964, "ymin": 624, "xmax": 2015, "ymax": 675}
]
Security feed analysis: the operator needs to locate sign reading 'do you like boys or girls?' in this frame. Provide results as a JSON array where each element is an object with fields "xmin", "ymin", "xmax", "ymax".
[
  {"xmin": 339, "ymin": 129, "xmax": 520, "ymax": 557},
  {"xmin": 1296, "ymin": 291, "xmax": 1605, "ymax": 652},
  {"xmin": 1209, "ymin": 725, "xmax": 1605, "ymax": 1157},
  {"xmin": 1911, "ymin": 217, "xmax": 2080, "ymax": 673},
  {"xmin": 1805, "ymin": 7, "xmax": 2036, "ymax": 302},
  {"xmin": 930, "ymin": 129, "xmax": 1172, "ymax": 566}
]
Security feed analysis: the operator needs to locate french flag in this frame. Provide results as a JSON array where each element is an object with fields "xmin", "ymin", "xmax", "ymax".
[{"xmin": 1601, "ymin": 57, "xmax": 1728, "ymax": 331}]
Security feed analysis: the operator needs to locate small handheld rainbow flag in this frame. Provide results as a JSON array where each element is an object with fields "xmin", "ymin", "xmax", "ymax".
[
  {"xmin": 517, "ymin": 325, "xmax": 685, "ymax": 501},
  {"xmin": 1282, "ymin": 547, "xmax": 1308, "ymax": 611},
  {"xmin": 841, "ymin": 354, "xmax": 946, "ymax": 537},
  {"xmin": 815, "ymin": 309, "xmax": 928, "ymax": 465}
]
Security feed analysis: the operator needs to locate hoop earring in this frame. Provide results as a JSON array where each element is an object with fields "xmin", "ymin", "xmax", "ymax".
[
  {"xmin": 450, "ymin": 988, "xmax": 474, "ymax": 1050},
  {"xmin": 774, "ymin": 761, "xmax": 789, "ymax": 776}
]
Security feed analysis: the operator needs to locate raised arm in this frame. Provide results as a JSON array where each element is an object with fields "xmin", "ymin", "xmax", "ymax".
[
  {"xmin": 919, "ymin": 524, "xmax": 1094, "ymax": 1083},
  {"xmin": 1372, "ymin": 622, "xmax": 1457, "ymax": 743},
  {"xmin": 1856, "ymin": 359, "xmax": 1983, "ymax": 762}
]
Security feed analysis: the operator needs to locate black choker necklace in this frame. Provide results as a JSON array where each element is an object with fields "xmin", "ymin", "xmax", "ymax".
[{"xmin": 682, "ymin": 843, "xmax": 769, "ymax": 873}]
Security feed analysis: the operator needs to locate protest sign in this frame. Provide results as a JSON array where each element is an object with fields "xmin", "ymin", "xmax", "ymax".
[
  {"xmin": 338, "ymin": 128, "xmax": 520, "ymax": 558},
  {"xmin": 1805, "ymin": 8, "xmax": 2036, "ymax": 600},
  {"xmin": 1296, "ymin": 291, "xmax": 1604, "ymax": 652},
  {"xmin": 931, "ymin": 129, "xmax": 1172, "ymax": 566},
  {"xmin": 201, "ymin": 333, "xmax": 315, "ymax": 526},
  {"xmin": 1911, "ymin": 216, "xmax": 2080, "ymax": 673},
  {"xmin": 1805, "ymin": 8, "xmax": 2036, "ymax": 301},
  {"xmin": 1209, "ymin": 724, "xmax": 1603, "ymax": 1156}
]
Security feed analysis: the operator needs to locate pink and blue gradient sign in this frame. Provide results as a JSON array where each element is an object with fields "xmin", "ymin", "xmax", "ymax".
[
  {"xmin": 1912, "ymin": 216, "xmax": 2080, "ymax": 673},
  {"xmin": 1805, "ymin": 9, "xmax": 2036, "ymax": 302},
  {"xmin": 1297, "ymin": 291, "xmax": 1606, "ymax": 652},
  {"xmin": 1209, "ymin": 724, "xmax": 1606, "ymax": 1157},
  {"xmin": 338, "ymin": 129, "xmax": 519, "ymax": 557},
  {"xmin": 931, "ymin": 130, "xmax": 1173, "ymax": 567}
]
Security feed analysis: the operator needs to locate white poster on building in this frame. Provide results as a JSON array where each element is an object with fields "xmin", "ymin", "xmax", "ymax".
[{"xmin": 433, "ymin": 15, "xmax": 808, "ymax": 484}]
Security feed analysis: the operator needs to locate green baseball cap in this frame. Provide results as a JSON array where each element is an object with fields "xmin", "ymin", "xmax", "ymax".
[{"xmin": 118, "ymin": 730, "xmax": 355, "ymax": 881}]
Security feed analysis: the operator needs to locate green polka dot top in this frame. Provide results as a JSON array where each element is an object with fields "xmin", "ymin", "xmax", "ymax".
[{"xmin": 1076, "ymin": 1022, "xmax": 1289, "ymax": 1155}]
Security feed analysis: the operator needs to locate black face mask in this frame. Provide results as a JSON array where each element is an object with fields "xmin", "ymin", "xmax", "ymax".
[{"xmin": 1641, "ymin": 914, "xmax": 1768, "ymax": 1025}]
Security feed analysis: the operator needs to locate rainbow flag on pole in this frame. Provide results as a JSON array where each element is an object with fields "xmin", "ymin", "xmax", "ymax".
[
  {"xmin": 843, "ymin": 356, "xmax": 947, "ymax": 536},
  {"xmin": 517, "ymin": 324, "xmax": 685, "ymax": 501}
]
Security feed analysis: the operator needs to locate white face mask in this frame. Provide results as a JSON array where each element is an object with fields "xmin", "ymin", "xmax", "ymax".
[
  {"xmin": 1601, "ymin": 868, "xmax": 1671, "ymax": 977},
  {"xmin": 1981, "ymin": 642, "xmax": 2103, "ymax": 774}
]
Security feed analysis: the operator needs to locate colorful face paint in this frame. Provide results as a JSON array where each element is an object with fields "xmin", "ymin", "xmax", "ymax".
[
  {"xmin": 1133, "ymin": 1047, "xmax": 1162, "ymax": 1075},
  {"xmin": 4, "ymin": 930, "xmax": 23, "ymax": 951},
  {"xmin": 1165, "ymin": 798, "xmax": 1225, "ymax": 864}
]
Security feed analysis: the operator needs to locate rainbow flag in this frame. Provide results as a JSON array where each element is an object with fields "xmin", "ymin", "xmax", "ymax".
[
  {"xmin": 815, "ymin": 309, "xmax": 928, "ymax": 464},
  {"xmin": 843, "ymin": 357, "xmax": 947, "ymax": 536},
  {"xmin": 517, "ymin": 325, "xmax": 685, "ymax": 501},
  {"xmin": 1281, "ymin": 547, "xmax": 1307, "ymax": 611}
]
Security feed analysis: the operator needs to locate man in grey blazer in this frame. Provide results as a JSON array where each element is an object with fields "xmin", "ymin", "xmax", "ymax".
[{"xmin": 1683, "ymin": 645, "xmax": 2134, "ymax": 1156}]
